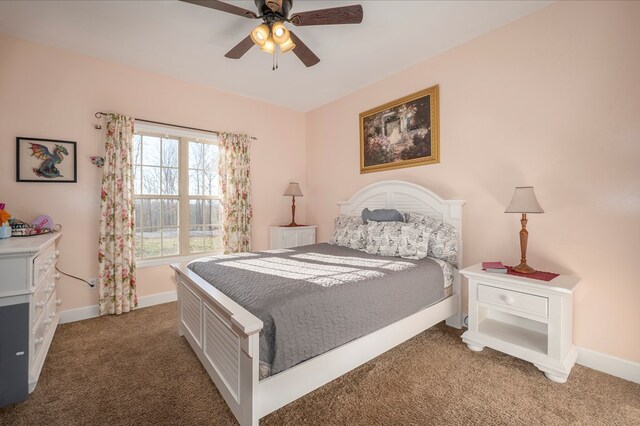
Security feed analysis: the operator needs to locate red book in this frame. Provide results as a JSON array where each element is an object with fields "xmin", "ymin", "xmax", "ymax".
[{"xmin": 482, "ymin": 261, "xmax": 505, "ymax": 270}]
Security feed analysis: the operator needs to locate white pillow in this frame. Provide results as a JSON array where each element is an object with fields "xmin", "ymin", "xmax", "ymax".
[
  {"xmin": 365, "ymin": 220, "xmax": 431, "ymax": 259},
  {"xmin": 330, "ymin": 215, "xmax": 367, "ymax": 250},
  {"xmin": 407, "ymin": 212, "xmax": 459, "ymax": 267}
]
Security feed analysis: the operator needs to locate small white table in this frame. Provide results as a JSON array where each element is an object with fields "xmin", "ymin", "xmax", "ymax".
[
  {"xmin": 269, "ymin": 225, "xmax": 317, "ymax": 249},
  {"xmin": 460, "ymin": 263, "xmax": 580, "ymax": 383}
]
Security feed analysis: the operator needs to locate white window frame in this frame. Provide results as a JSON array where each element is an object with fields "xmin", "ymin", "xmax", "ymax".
[{"xmin": 133, "ymin": 122, "xmax": 222, "ymax": 268}]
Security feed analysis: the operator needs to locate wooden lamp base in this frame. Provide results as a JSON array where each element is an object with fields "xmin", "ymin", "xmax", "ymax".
[
  {"xmin": 515, "ymin": 213, "xmax": 536, "ymax": 274},
  {"xmin": 513, "ymin": 262, "xmax": 535, "ymax": 274},
  {"xmin": 284, "ymin": 195, "xmax": 304, "ymax": 227}
]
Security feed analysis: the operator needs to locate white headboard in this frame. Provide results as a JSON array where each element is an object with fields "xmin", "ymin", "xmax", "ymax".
[{"xmin": 337, "ymin": 180, "xmax": 466, "ymax": 266}]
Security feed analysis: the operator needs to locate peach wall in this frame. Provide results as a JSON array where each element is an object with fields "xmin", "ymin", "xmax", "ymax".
[
  {"xmin": 305, "ymin": 1, "xmax": 640, "ymax": 362},
  {"xmin": 0, "ymin": 34, "xmax": 306, "ymax": 310}
]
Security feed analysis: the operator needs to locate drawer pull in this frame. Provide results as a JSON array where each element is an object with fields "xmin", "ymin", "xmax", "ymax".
[
  {"xmin": 56, "ymin": 299, "xmax": 62, "ymax": 306},
  {"xmin": 501, "ymin": 294, "xmax": 515, "ymax": 305},
  {"xmin": 35, "ymin": 337, "xmax": 44, "ymax": 345},
  {"xmin": 36, "ymin": 301, "xmax": 45, "ymax": 308},
  {"xmin": 55, "ymin": 250, "xmax": 60, "ymax": 256},
  {"xmin": 55, "ymin": 272, "xmax": 61, "ymax": 279}
]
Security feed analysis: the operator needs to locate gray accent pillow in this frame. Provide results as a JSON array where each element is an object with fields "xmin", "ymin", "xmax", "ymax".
[{"xmin": 362, "ymin": 208, "xmax": 405, "ymax": 224}]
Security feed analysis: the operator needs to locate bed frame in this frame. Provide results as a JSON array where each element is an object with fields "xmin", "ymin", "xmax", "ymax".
[{"xmin": 172, "ymin": 180, "xmax": 465, "ymax": 425}]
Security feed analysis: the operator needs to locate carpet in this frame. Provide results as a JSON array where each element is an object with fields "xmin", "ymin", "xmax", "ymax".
[{"xmin": 1, "ymin": 302, "xmax": 638, "ymax": 425}]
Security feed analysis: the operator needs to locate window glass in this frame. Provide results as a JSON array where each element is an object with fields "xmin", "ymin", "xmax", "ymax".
[{"xmin": 133, "ymin": 132, "xmax": 221, "ymax": 260}]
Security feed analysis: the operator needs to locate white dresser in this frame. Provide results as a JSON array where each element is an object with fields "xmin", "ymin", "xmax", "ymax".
[
  {"xmin": 269, "ymin": 225, "xmax": 317, "ymax": 249},
  {"xmin": 460, "ymin": 263, "xmax": 580, "ymax": 383},
  {"xmin": 0, "ymin": 232, "xmax": 62, "ymax": 396}
]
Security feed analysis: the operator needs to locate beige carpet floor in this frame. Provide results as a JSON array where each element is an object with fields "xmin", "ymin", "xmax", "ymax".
[{"xmin": 1, "ymin": 302, "xmax": 638, "ymax": 425}]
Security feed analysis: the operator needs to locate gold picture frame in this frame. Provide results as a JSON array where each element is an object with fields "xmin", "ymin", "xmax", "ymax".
[{"xmin": 360, "ymin": 85, "xmax": 439, "ymax": 174}]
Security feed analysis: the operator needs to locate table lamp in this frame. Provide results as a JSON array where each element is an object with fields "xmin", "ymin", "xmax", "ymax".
[
  {"xmin": 505, "ymin": 186, "xmax": 544, "ymax": 273},
  {"xmin": 283, "ymin": 182, "xmax": 303, "ymax": 227}
]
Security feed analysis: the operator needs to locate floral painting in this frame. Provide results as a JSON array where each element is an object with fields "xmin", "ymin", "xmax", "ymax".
[{"xmin": 360, "ymin": 85, "xmax": 439, "ymax": 173}]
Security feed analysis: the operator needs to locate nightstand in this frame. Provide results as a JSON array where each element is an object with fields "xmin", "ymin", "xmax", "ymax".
[
  {"xmin": 269, "ymin": 225, "xmax": 317, "ymax": 249},
  {"xmin": 460, "ymin": 263, "xmax": 580, "ymax": 383}
]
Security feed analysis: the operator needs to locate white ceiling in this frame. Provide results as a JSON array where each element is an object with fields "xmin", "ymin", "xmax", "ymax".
[{"xmin": 0, "ymin": 0, "xmax": 550, "ymax": 111}]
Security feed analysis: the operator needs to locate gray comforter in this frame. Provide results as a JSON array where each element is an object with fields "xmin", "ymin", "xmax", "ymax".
[{"xmin": 188, "ymin": 243, "xmax": 445, "ymax": 376}]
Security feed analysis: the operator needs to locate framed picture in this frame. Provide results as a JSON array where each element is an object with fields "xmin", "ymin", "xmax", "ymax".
[
  {"xmin": 360, "ymin": 85, "xmax": 439, "ymax": 174},
  {"xmin": 16, "ymin": 137, "xmax": 77, "ymax": 183}
]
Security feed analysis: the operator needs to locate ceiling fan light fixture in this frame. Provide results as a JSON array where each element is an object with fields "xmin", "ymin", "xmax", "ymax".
[
  {"xmin": 279, "ymin": 36, "xmax": 296, "ymax": 53},
  {"xmin": 250, "ymin": 23, "xmax": 270, "ymax": 46},
  {"xmin": 260, "ymin": 36, "xmax": 276, "ymax": 54},
  {"xmin": 271, "ymin": 22, "xmax": 290, "ymax": 45}
]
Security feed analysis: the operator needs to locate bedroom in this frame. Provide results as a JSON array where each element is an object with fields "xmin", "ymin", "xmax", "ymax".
[{"xmin": 0, "ymin": 0, "xmax": 638, "ymax": 425}]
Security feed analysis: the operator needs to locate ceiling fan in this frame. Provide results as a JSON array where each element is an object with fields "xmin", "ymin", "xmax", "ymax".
[{"xmin": 180, "ymin": 0, "xmax": 364, "ymax": 68}]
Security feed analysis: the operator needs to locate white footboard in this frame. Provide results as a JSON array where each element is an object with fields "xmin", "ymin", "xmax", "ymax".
[{"xmin": 173, "ymin": 265, "xmax": 263, "ymax": 426}]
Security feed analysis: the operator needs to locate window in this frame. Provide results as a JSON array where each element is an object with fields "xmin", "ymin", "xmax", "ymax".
[{"xmin": 133, "ymin": 124, "xmax": 222, "ymax": 262}]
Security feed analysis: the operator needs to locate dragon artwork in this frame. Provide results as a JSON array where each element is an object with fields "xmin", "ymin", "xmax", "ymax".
[{"xmin": 29, "ymin": 143, "xmax": 69, "ymax": 178}]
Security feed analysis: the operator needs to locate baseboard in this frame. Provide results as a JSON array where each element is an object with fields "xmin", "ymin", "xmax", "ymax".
[
  {"xmin": 59, "ymin": 291, "xmax": 177, "ymax": 324},
  {"xmin": 577, "ymin": 347, "xmax": 640, "ymax": 384}
]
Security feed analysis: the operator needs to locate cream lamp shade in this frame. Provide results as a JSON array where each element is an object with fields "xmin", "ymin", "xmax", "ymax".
[
  {"xmin": 284, "ymin": 182, "xmax": 303, "ymax": 197},
  {"xmin": 505, "ymin": 186, "xmax": 544, "ymax": 214}
]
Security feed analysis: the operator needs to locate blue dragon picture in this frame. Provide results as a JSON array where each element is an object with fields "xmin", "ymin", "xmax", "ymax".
[{"xmin": 29, "ymin": 143, "xmax": 69, "ymax": 178}]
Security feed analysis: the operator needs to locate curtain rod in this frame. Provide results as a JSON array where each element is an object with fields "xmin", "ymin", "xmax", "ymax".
[{"xmin": 94, "ymin": 112, "xmax": 257, "ymax": 141}]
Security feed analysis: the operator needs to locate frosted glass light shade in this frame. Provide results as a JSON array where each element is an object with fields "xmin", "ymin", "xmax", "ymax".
[
  {"xmin": 505, "ymin": 186, "xmax": 544, "ymax": 213},
  {"xmin": 251, "ymin": 24, "xmax": 270, "ymax": 46},
  {"xmin": 284, "ymin": 182, "xmax": 303, "ymax": 197},
  {"xmin": 260, "ymin": 36, "xmax": 275, "ymax": 53},
  {"xmin": 279, "ymin": 36, "xmax": 296, "ymax": 53},
  {"xmin": 271, "ymin": 22, "xmax": 290, "ymax": 44}
]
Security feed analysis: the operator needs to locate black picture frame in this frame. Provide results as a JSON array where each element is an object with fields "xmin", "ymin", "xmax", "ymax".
[{"xmin": 16, "ymin": 137, "xmax": 77, "ymax": 183}]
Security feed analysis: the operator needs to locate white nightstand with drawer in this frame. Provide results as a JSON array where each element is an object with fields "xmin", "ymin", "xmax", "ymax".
[
  {"xmin": 269, "ymin": 225, "xmax": 317, "ymax": 249},
  {"xmin": 460, "ymin": 263, "xmax": 580, "ymax": 383}
]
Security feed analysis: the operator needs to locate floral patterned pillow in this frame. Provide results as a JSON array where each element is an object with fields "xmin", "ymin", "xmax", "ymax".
[
  {"xmin": 407, "ymin": 212, "xmax": 459, "ymax": 267},
  {"xmin": 330, "ymin": 215, "xmax": 367, "ymax": 250},
  {"xmin": 365, "ymin": 221, "xmax": 432, "ymax": 259}
]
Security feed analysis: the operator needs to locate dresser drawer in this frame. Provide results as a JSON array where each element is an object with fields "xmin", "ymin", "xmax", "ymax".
[
  {"xmin": 32, "ymin": 290, "xmax": 58, "ymax": 364},
  {"xmin": 32, "ymin": 279, "xmax": 49, "ymax": 325},
  {"xmin": 45, "ymin": 289, "xmax": 60, "ymax": 320},
  {"xmin": 477, "ymin": 284, "xmax": 548, "ymax": 318},
  {"xmin": 31, "ymin": 314, "xmax": 48, "ymax": 365},
  {"xmin": 33, "ymin": 244, "xmax": 57, "ymax": 286}
]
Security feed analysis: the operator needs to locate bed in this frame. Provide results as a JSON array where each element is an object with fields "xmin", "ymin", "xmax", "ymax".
[{"xmin": 172, "ymin": 180, "xmax": 465, "ymax": 425}]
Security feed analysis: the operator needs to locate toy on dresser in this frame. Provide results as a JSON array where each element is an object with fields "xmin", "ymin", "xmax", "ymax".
[{"xmin": 0, "ymin": 203, "xmax": 11, "ymax": 239}]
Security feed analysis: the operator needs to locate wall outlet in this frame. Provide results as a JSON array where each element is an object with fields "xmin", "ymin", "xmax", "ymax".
[{"xmin": 88, "ymin": 277, "xmax": 98, "ymax": 287}]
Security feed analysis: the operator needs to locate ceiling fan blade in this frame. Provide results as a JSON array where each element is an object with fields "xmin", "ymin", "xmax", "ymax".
[
  {"xmin": 289, "ymin": 31, "xmax": 320, "ymax": 67},
  {"xmin": 225, "ymin": 35, "xmax": 255, "ymax": 59},
  {"xmin": 180, "ymin": 0, "xmax": 257, "ymax": 19},
  {"xmin": 290, "ymin": 4, "xmax": 363, "ymax": 26}
]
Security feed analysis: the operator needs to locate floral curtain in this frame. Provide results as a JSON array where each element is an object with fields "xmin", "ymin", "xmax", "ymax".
[
  {"xmin": 98, "ymin": 114, "xmax": 138, "ymax": 315},
  {"xmin": 219, "ymin": 133, "xmax": 252, "ymax": 253}
]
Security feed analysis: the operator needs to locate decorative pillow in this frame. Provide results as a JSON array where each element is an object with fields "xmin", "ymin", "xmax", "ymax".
[
  {"xmin": 407, "ymin": 212, "xmax": 459, "ymax": 267},
  {"xmin": 361, "ymin": 208, "xmax": 405, "ymax": 224},
  {"xmin": 365, "ymin": 221, "xmax": 431, "ymax": 259},
  {"xmin": 329, "ymin": 215, "xmax": 367, "ymax": 250}
]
